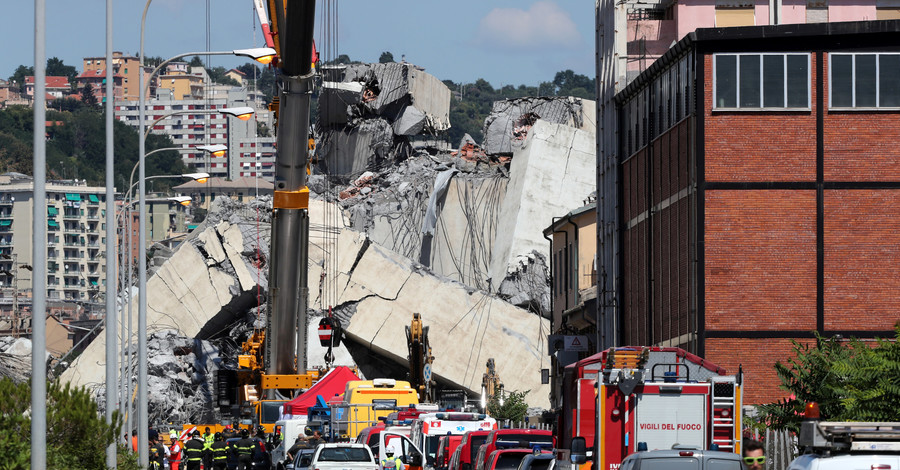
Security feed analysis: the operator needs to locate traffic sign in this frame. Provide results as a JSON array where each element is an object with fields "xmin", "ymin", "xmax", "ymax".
[{"xmin": 423, "ymin": 363, "xmax": 432, "ymax": 381}]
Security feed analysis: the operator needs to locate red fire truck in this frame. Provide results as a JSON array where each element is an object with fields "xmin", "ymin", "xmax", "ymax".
[{"xmin": 559, "ymin": 347, "xmax": 743, "ymax": 470}]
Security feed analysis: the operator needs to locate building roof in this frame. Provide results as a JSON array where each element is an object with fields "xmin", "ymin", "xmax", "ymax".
[
  {"xmin": 25, "ymin": 76, "xmax": 70, "ymax": 88},
  {"xmin": 227, "ymin": 69, "xmax": 247, "ymax": 77},
  {"xmin": 76, "ymin": 69, "xmax": 123, "ymax": 79},
  {"xmin": 543, "ymin": 202, "xmax": 597, "ymax": 236},
  {"xmin": 618, "ymin": 19, "xmax": 900, "ymax": 102},
  {"xmin": 173, "ymin": 177, "xmax": 274, "ymax": 191}
]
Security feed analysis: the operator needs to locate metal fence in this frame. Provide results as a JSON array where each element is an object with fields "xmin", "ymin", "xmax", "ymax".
[{"xmin": 763, "ymin": 429, "xmax": 797, "ymax": 470}]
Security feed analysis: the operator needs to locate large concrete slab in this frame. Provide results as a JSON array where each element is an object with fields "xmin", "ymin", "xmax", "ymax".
[
  {"xmin": 489, "ymin": 119, "xmax": 596, "ymax": 286},
  {"xmin": 333, "ymin": 231, "xmax": 550, "ymax": 407}
]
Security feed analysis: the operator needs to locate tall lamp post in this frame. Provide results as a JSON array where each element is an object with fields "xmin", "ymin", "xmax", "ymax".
[
  {"xmin": 136, "ymin": 41, "xmax": 267, "ymax": 464},
  {"xmin": 119, "ymin": 170, "xmax": 208, "ymax": 440}
]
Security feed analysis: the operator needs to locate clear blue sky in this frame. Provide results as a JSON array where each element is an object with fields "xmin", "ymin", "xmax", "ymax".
[{"xmin": 1, "ymin": 1, "xmax": 595, "ymax": 88}]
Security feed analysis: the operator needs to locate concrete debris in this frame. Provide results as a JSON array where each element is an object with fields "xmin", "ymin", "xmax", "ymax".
[
  {"xmin": 482, "ymin": 97, "xmax": 593, "ymax": 156},
  {"xmin": 488, "ymin": 119, "xmax": 596, "ymax": 288},
  {"xmin": 497, "ymin": 251, "xmax": 551, "ymax": 317},
  {"xmin": 146, "ymin": 330, "xmax": 226, "ymax": 425},
  {"xmin": 451, "ymin": 134, "xmax": 488, "ymax": 163},
  {"xmin": 317, "ymin": 118, "xmax": 406, "ymax": 181},
  {"xmin": 0, "ymin": 337, "xmax": 35, "ymax": 383},
  {"xmin": 316, "ymin": 63, "xmax": 451, "ymax": 182}
]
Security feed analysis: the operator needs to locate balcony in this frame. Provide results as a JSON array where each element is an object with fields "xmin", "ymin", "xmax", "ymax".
[
  {"xmin": 62, "ymin": 212, "xmax": 80, "ymax": 220},
  {"xmin": 63, "ymin": 241, "xmax": 85, "ymax": 248},
  {"xmin": 0, "ymin": 199, "xmax": 12, "ymax": 206},
  {"xmin": 86, "ymin": 214, "xmax": 100, "ymax": 220}
]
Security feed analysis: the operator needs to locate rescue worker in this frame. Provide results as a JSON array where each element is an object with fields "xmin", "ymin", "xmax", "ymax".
[
  {"xmin": 168, "ymin": 433, "xmax": 183, "ymax": 470},
  {"xmin": 210, "ymin": 432, "xmax": 229, "ymax": 470},
  {"xmin": 148, "ymin": 430, "xmax": 167, "ymax": 470},
  {"xmin": 203, "ymin": 427, "xmax": 215, "ymax": 469},
  {"xmin": 253, "ymin": 425, "xmax": 272, "ymax": 468},
  {"xmin": 223, "ymin": 424, "xmax": 238, "ymax": 440},
  {"xmin": 183, "ymin": 429, "xmax": 206, "ymax": 470},
  {"xmin": 381, "ymin": 448, "xmax": 403, "ymax": 470},
  {"xmin": 235, "ymin": 428, "xmax": 256, "ymax": 470}
]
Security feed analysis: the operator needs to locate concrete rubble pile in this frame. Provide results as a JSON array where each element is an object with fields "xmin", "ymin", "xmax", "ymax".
[
  {"xmin": 0, "ymin": 337, "xmax": 35, "ymax": 383},
  {"xmin": 326, "ymin": 96, "xmax": 596, "ymax": 317},
  {"xmin": 59, "ymin": 92, "xmax": 595, "ymax": 419},
  {"xmin": 62, "ymin": 193, "xmax": 551, "ymax": 419},
  {"xmin": 317, "ymin": 62, "xmax": 451, "ymax": 181}
]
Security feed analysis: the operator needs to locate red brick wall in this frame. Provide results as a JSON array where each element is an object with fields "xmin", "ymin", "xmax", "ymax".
[
  {"xmin": 704, "ymin": 190, "xmax": 818, "ymax": 330},
  {"xmin": 623, "ymin": 121, "xmax": 693, "ymax": 346},
  {"xmin": 824, "ymin": 190, "xmax": 900, "ymax": 330},
  {"xmin": 705, "ymin": 337, "xmax": 812, "ymax": 404},
  {"xmin": 823, "ymin": 52, "xmax": 900, "ymax": 181},
  {"xmin": 702, "ymin": 55, "xmax": 817, "ymax": 183}
]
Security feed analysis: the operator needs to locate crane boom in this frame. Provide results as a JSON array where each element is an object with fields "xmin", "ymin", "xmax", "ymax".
[{"xmin": 263, "ymin": 0, "xmax": 317, "ymax": 396}]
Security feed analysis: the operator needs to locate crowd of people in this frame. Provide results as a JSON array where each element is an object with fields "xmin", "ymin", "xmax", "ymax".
[{"xmin": 129, "ymin": 425, "xmax": 277, "ymax": 470}]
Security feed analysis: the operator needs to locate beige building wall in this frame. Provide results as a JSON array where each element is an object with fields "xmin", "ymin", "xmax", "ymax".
[
  {"xmin": 83, "ymin": 52, "xmax": 145, "ymax": 100},
  {"xmin": 545, "ymin": 203, "xmax": 597, "ymax": 330}
]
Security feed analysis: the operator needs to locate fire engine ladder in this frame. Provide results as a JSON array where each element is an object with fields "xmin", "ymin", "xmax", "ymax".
[{"xmin": 710, "ymin": 376, "xmax": 739, "ymax": 451}]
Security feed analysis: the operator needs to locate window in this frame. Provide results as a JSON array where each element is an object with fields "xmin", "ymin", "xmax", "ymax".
[
  {"xmin": 714, "ymin": 53, "xmax": 810, "ymax": 109},
  {"xmin": 715, "ymin": 6, "xmax": 754, "ymax": 27},
  {"xmin": 830, "ymin": 53, "xmax": 900, "ymax": 108}
]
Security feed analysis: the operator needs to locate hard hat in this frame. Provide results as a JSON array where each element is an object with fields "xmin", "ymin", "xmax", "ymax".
[
  {"xmin": 215, "ymin": 432, "xmax": 223, "ymax": 441},
  {"xmin": 170, "ymin": 429, "xmax": 178, "ymax": 439},
  {"xmin": 386, "ymin": 448, "xmax": 395, "ymax": 456},
  {"xmin": 241, "ymin": 429, "xmax": 250, "ymax": 438},
  {"xmin": 192, "ymin": 430, "xmax": 201, "ymax": 437}
]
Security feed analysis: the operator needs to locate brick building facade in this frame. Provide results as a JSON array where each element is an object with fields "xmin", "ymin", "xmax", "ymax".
[{"xmin": 616, "ymin": 20, "xmax": 900, "ymax": 404}]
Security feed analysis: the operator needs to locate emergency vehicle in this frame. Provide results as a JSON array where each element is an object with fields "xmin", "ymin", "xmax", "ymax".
[
  {"xmin": 561, "ymin": 347, "xmax": 743, "ymax": 470},
  {"xmin": 788, "ymin": 403, "xmax": 900, "ymax": 469},
  {"xmin": 410, "ymin": 412, "xmax": 498, "ymax": 469}
]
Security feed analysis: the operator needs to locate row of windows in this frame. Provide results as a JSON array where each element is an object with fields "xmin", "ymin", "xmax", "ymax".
[
  {"xmin": 622, "ymin": 52, "xmax": 900, "ymax": 156},
  {"xmin": 714, "ymin": 52, "xmax": 900, "ymax": 110},
  {"xmin": 621, "ymin": 54, "xmax": 694, "ymax": 156}
]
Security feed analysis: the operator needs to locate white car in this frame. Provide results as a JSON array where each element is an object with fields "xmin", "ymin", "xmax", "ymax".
[{"xmin": 788, "ymin": 453, "xmax": 900, "ymax": 470}]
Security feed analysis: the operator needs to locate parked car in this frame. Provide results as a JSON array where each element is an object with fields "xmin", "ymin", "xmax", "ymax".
[
  {"xmin": 286, "ymin": 448, "xmax": 317, "ymax": 470},
  {"xmin": 515, "ymin": 453, "xmax": 555, "ymax": 470},
  {"xmin": 310, "ymin": 443, "xmax": 379, "ymax": 470},
  {"xmin": 618, "ymin": 448, "xmax": 744, "ymax": 470}
]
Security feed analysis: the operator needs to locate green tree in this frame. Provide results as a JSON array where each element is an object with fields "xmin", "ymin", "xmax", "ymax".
[
  {"xmin": 46, "ymin": 57, "xmax": 78, "ymax": 86},
  {"xmin": 9, "ymin": 65, "xmax": 34, "ymax": 93},
  {"xmin": 208, "ymin": 66, "xmax": 240, "ymax": 86},
  {"xmin": 0, "ymin": 377, "xmax": 132, "ymax": 469},
  {"xmin": 755, "ymin": 326, "xmax": 900, "ymax": 433},
  {"xmin": 487, "ymin": 390, "xmax": 530, "ymax": 424},
  {"xmin": 189, "ymin": 56, "xmax": 205, "ymax": 67},
  {"xmin": 379, "ymin": 51, "xmax": 395, "ymax": 63},
  {"xmin": 80, "ymin": 84, "xmax": 98, "ymax": 108}
]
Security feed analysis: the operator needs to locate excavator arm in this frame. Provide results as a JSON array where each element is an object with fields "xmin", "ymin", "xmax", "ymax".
[{"xmin": 406, "ymin": 313, "xmax": 435, "ymax": 403}]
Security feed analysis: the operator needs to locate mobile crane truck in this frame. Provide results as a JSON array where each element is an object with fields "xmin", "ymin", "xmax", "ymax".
[{"xmin": 564, "ymin": 347, "xmax": 743, "ymax": 470}]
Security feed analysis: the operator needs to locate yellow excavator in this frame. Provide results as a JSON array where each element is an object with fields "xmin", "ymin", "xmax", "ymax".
[{"xmin": 406, "ymin": 313, "xmax": 435, "ymax": 403}]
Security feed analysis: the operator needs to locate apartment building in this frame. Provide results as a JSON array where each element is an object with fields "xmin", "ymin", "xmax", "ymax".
[
  {"xmin": 82, "ymin": 52, "xmax": 146, "ymax": 101},
  {"xmin": 115, "ymin": 89, "xmax": 266, "ymax": 180},
  {"xmin": 234, "ymin": 136, "xmax": 277, "ymax": 181},
  {"xmin": 75, "ymin": 68, "xmax": 124, "ymax": 104},
  {"xmin": 0, "ymin": 173, "xmax": 108, "ymax": 303},
  {"xmin": 614, "ymin": 20, "xmax": 900, "ymax": 404}
]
